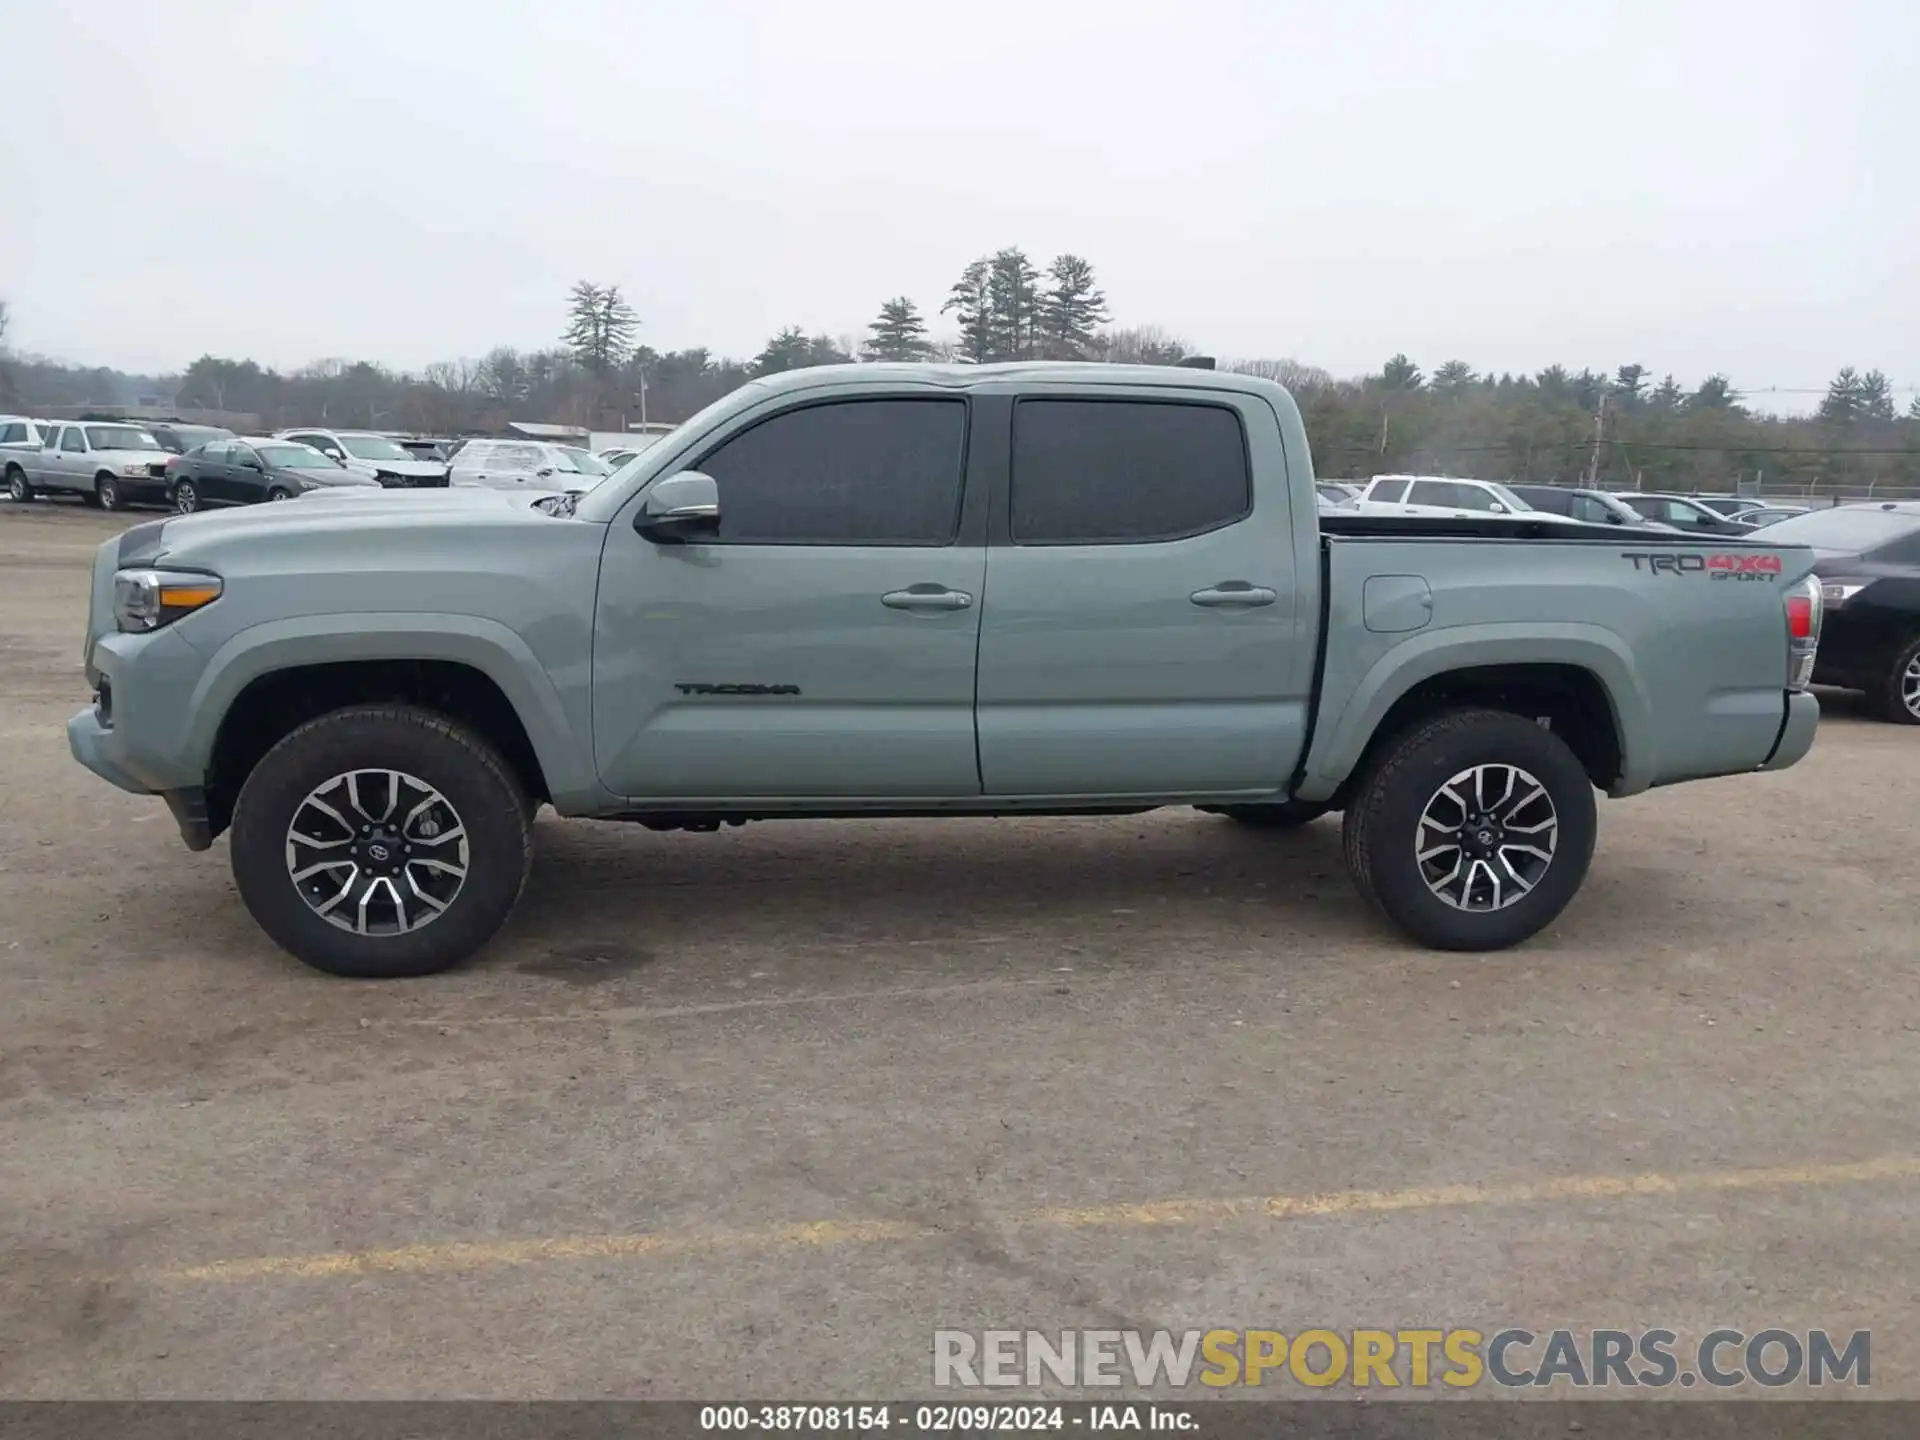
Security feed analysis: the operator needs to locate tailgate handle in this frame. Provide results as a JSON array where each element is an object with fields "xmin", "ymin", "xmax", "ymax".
[{"xmin": 1191, "ymin": 582, "xmax": 1276, "ymax": 608}]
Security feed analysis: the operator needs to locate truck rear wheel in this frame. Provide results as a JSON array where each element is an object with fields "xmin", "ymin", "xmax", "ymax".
[
  {"xmin": 229, "ymin": 705, "xmax": 532, "ymax": 978},
  {"xmin": 1200, "ymin": 800, "xmax": 1331, "ymax": 829},
  {"xmin": 1342, "ymin": 708, "xmax": 1596, "ymax": 951}
]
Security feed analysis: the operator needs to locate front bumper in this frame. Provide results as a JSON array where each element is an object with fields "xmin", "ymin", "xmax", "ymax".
[
  {"xmin": 66, "ymin": 624, "xmax": 209, "ymax": 802},
  {"xmin": 1759, "ymin": 690, "xmax": 1819, "ymax": 771},
  {"xmin": 68, "ymin": 703, "xmax": 149, "ymax": 793}
]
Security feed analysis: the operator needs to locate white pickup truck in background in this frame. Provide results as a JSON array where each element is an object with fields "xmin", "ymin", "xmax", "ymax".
[{"xmin": 1357, "ymin": 474, "xmax": 1584, "ymax": 524}]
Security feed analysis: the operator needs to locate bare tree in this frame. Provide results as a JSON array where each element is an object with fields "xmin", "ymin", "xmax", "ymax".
[
  {"xmin": 1087, "ymin": 325, "xmax": 1190, "ymax": 366},
  {"xmin": 1228, "ymin": 358, "xmax": 1335, "ymax": 392}
]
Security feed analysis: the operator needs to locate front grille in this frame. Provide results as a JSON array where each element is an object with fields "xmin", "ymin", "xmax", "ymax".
[{"xmin": 148, "ymin": 463, "xmax": 169, "ymax": 478}]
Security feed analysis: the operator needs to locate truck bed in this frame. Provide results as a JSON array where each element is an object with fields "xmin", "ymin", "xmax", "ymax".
[{"xmin": 1296, "ymin": 521, "xmax": 1815, "ymax": 802}]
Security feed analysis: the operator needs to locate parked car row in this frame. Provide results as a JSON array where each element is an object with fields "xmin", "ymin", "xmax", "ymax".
[
  {"xmin": 2, "ymin": 416, "xmax": 660, "ymax": 513},
  {"xmin": 1345, "ymin": 474, "xmax": 1817, "ymax": 536}
]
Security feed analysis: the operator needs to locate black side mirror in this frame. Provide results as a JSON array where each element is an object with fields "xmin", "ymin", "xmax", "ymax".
[{"xmin": 635, "ymin": 471, "xmax": 721, "ymax": 543}]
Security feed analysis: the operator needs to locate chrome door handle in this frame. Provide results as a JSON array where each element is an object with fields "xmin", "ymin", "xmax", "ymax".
[
  {"xmin": 882, "ymin": 586, "xmax": 973, "ymax": 612},
  {"xmin": 1191, "ymin": 583, "xmax": 1277, "ymax": 608}
]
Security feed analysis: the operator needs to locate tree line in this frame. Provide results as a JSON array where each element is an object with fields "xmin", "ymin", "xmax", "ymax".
[
  {"xmin": 3, "ymin": 264, "xmax": 1916, "ymax": 495},
  {"xmin": 1283, "ymin": 356, "xmax": 1920, "ymax": 494}
]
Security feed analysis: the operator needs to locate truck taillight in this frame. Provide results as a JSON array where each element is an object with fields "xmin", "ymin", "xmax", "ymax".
[{"xmin": 1785, "ymin": 576, "xmax": 1821, "ymax": 691}]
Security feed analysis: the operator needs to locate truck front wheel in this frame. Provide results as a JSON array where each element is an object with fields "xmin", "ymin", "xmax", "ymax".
[
  {"xmin": 1342, "ymin": 708, "xmax": 1596, "ymax": 951},
  {"xmin": 229, "ymin": 705, "xmax": 533, "ymax": 978}
]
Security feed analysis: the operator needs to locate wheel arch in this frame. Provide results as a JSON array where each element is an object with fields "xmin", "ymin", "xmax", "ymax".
[
  {"xmin": 188, "ymin": 617, "xmax": 603, "ymax": 835},
  {"xmin": 1297, "ymin": 627, "xmax": 1649, "ymax": 804}
]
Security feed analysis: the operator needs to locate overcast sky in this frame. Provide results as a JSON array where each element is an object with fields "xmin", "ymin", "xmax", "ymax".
[{"xmin": 3, "ymin": 0, "xmax": 1915, "ymax": 405}]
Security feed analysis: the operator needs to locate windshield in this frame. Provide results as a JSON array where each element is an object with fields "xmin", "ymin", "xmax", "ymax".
[
  {"xmin": 86, "ymin": 426, "xmax": 161, "ymax": 452},
  {"xmin": 557, "ymin": 446, "xmax": 612, "ymax": 476},
  {"xmin": 171, "ymin": 426, "xmax": 230, "ymax": 449},
  {"xmin": 1757, "ymin": 508, "xmax": 1920, "ymax": 553},
  {"xmin": 258, "ymin": 444, "xmax": 340, "ymax": 469},
  {"xmin": 339, "ymin": 434, "xmax": 412, "ymax": 462}
]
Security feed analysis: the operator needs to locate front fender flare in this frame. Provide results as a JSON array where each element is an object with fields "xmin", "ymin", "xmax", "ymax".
[
  {"xmin": 1293, "ymin": 623, "xmax": 1656, "ymax": 802},
  {"xmin": 184, "ymin": 612, "xmax": 603, "ymax": 811}
]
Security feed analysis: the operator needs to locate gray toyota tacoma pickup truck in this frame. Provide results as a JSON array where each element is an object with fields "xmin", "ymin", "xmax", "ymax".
[{"xmin": 68, "ymin": 364, "xmax": 1823, "ymax": 978}]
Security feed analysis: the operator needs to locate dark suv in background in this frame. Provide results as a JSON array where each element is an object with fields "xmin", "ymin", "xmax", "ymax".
[
  {"xmin": 148, "ymin": 422, "xmax": 236, "ymax": 456},
  {"xmin": 1508, "ymin": 485, "xmax": 1673, "ymax": 529},
  {"xmin": 1762, "ymin": 502, "xmax": 1920, "ymax": 723}
]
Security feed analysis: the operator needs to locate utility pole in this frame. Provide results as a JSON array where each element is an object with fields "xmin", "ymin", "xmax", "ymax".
[
  {"xmin": 1584, "ymin": 394, "xmax": 1607, "ymax": 488},
  {"xmin": 636, "ymin": 369, "xmax": 648, "ymax": 430}
]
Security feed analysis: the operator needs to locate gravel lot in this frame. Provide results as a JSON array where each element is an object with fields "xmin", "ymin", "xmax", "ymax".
[{"xmin": 3, "ymin": 500, "xmax": 1919, "ymax": 1400}]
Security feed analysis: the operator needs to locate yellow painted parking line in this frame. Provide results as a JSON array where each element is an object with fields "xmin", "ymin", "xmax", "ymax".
[{"xmin": 158, "ymin": 1154, "xmax": 1920, "ymax": 1284}]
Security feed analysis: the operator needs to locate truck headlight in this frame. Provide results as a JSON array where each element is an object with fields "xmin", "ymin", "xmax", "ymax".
[
  {"xmin": 1820, "ymin": 581, "xmax": 1866, "ymax": 606},
  {"xmin": 113, "ymin": 569, "xmax": 223, "ymax": 633}
]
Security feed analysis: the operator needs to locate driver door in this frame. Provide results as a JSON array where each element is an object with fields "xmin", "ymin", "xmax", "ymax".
[{"xmin": 592, "ymin": 394, "xmax": 987, "ymax": 800}]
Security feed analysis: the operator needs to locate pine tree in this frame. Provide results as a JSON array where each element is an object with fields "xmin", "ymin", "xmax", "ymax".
[
  {"xmin": 751, "ymin": 327, "xmax": 813, "ymax": 376},
  {"xmin": 987, "ymin": 248, "xmax": 1042, "ymax": 359},
  {"xmin": 561, "ymin": 281, "xmax": 638, "ymax": 374},
  {"xmin": 1819, "ymin": 367, "xmax": 1863, "ymax": 424},
  {"xmin": 862, "ymin": 297, "xmax": 931, "ymax": 362},
  {"xmin": 1687, "ymin": 374, "xmax": 1740, "ymax": 412},
  {"xmin": 1858, "ymin": 369, "xmax": 1895, "ymax": 422},
  {"xmin": 941, "ymin": 259, "xmax": 995, "ymax": 363},
  {"xmin": 1381, "ymin": 354, "xmax": 1423, "ymax": 391},
  {"xmin": 1038, "ymin": 255, "xmax": 1109, "ymax": 358},
  {"xmin": 1430, "ymin": 360, "xmax": 1476, "ymax": 394}
]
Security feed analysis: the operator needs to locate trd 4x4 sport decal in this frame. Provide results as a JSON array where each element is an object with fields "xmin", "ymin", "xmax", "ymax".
[{"xmin": 1621, "ymin": 551, "xmax": 1783, "ymax": 580}]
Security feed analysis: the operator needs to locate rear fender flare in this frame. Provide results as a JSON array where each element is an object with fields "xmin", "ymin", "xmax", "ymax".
[{"xmin": 1294, "ymin": 623, "xmax": 1655, "ymax": 802}]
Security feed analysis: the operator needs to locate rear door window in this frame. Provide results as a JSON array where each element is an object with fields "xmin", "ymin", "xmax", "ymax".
[
  {"xmin": 1369, "ymin": 478, "xmax": 1409, "ymax": 503},
  {"xmin": 1010, "ymin": 399, "xmax": 1250, "ymax": 545}
]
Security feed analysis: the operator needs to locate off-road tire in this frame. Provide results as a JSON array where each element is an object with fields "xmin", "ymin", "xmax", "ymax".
[
  {"xmin": 1342, "ymin": 707, "xmax": 1596, "ymax": 951},
  {"xmin": 229, "ymin": 705, "xmax": 532, "ymax": 978},
  {"xmin": 1870, "ymin": 635, "xmax": 1920, "ymax": 726},
  {"xmin": 1200, "ymin": 799, "xmax": 1332, "ymax": 829},
  {"xmin": 5, "ymin": 467, "xmax": 31, "ymax": 503}
]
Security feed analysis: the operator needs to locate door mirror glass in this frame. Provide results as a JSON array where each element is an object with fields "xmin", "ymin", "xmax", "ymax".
[{"xmin": 636, "ymin": 470, "xmax": 721, "ymax": 542}]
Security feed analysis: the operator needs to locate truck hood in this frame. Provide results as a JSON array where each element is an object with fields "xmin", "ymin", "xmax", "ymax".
[
  {"xmin": 85, "ymin": 486, "xmax": 606, "ymax": 660},
  {"xmin": 117, "ymin": 485, "xmax": 574, "ymax": 563}
]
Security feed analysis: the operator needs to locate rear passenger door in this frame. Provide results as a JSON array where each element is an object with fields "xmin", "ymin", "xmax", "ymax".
[{"xmin": 974, "ymin": 389, "xmax": 1312, "ymax": 797}]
